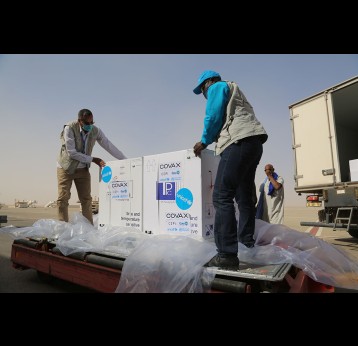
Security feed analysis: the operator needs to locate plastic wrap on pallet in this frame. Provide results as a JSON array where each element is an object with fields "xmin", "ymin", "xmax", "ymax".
[
  {"xmin": 3, "ymin": 212, "xmax": 358, "ymax": 290},
  {"xmin": 0, "ymin": 218, "xmax": 70, "ymax": 240},
  {"xmin": 239, "ymin": 219, "xmax": 358, "ymax": 290},
  {"xmin": 115, "ymin": 235, "xmax": 217, "ymax": 293}
]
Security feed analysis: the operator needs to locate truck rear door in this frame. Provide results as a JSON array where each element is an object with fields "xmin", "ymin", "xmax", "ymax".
[
  {"xmin": 290, "ymin": 76, "xmax": 358, "ymax": 193},
  {"xmin": 290, "ymin": 92, "xmax": 339, "ymax": 192}
]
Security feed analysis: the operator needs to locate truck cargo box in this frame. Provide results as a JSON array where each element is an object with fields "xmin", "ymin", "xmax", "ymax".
[{"xmin": 289, "ymin": 76, "xmax": 358, "ymax": 194}]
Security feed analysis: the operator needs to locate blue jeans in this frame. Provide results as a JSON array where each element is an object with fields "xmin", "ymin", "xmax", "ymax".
[{"xmin": 213, "ymin": 136, "xmax": 263, "ymax": 256}]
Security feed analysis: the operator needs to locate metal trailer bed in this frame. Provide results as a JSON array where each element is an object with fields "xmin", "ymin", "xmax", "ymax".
[{"xmin": 10, "ymin": 237, "xmax": 334, "ymax": 293}]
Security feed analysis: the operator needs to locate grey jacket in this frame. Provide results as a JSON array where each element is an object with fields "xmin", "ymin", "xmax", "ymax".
[
  {"xmin": 58, "ymin": 120, "xmax": 99, "ymax": 174},
  {"xmin": 215, "ymin": 81, "xmax": 267, "ymax": 155}
]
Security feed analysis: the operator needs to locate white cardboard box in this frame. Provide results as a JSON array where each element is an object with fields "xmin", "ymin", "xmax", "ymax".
[
  {"xmin": 142, "ymin": 149, "xmax": 220, "ymax": 240},
  {"xmin": 98, "ymin": 157, "xmax": 143, "ymax": 230},
  {"xmin": 349, "ymin": 159, "xmax": 358, "ymax": 182}
]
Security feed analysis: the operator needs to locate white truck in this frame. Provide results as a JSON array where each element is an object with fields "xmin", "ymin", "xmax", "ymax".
[{"xmin": 289, "ymin": 75, "xmax": 358, "ymax": 238}]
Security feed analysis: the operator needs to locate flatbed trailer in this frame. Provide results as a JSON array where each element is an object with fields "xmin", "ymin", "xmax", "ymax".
[{"xmin": 10, "ymin": 237, "xmax": 334, "ymax": 293}]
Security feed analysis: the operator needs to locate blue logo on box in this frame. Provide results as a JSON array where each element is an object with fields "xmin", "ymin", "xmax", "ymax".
[
  {"xmin": 176, "ymin": 188, "xmax": 193, "ymax": 210},
  {"xmin": 102, "ymin": 166, "xmax": 112, "ymax": 183},
  {"xmin": 157, "ymin": 182, "xmax": 176, "ymax": 200}
]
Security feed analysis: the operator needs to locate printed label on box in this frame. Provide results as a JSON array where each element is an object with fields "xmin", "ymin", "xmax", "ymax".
[
  {"xmin": 102, "ymin": 166, "xmax": 112, "ymax": 183},
  {"xmin": 158, "ymin": 161, "xmax": 182, "ymax": 182},
  {"xmin": 176, "ymin": 188, "xmax": 193, "ymax": 210},
  {"xmin": 111, "ymin": 180, "xmax": 132, "ymax": 199},
  {"xmin": 157, "ymin": 182, "xmax": 176, "ymax": 200}
]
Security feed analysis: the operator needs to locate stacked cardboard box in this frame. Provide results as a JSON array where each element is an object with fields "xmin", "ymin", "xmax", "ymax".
[
  {"xmin": 349, "ymin": 159, "xmax": 358, "ymax": 182},
  {"xmin": 98, "ymin": 157, "xmax": 143, "ymax": 231},
  {"xmin": 98, "ymin": 149, "xmax": 220, "ymax": 240}
]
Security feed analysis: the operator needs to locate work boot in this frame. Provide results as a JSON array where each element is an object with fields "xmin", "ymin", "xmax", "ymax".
[
  {"xmin": 207, "ymin": 254, "xmax": 240, "ymax": 270},
  {"xmin": 242, "ymin": 241, "xmax": 255, "ymax": 248}
]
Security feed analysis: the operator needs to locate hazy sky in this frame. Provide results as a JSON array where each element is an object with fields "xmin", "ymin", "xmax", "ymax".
[{"xmin": 0, "ymin": 54, "xmax": 357, "ymax": 207}]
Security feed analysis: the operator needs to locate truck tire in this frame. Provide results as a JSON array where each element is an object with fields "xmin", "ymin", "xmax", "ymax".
[
  {"xmin": 348, "ymin": 229, "xmax": 358, "ymax": 239},
  {"xmin": 318, "ymin": 209, "xmax": 325, "ymax": 222}
]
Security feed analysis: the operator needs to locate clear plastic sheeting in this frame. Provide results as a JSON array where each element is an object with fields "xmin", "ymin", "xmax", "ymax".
[
  {"xmin": 238, "ymin": 219, "xmax": 358, "ymax": 290},
  {"xmin": 116, "ymin": 235, "xmax": 217, "ymax": 293},
  {"xmin": 1, "ymin": 218, "xmax": 72, "ymax": 241},
  {"xmin": 1, "ymin": 213, "xmax": 147, "ymax": 257},
  {"xmin": 55, "ymin": 214, "xmax": 147, "ymax": 257},
  {"xmin": 2, "ymin": 213, "xmax": 358, "ymax": 291}
]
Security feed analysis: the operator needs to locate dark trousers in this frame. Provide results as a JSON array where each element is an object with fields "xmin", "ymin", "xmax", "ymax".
[{"xmin": 213, "ymin": 136, "xmax": 263, "ymax": 256}]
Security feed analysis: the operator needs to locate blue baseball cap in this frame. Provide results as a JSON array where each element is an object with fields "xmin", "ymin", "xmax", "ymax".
[{"xmin": 193, "ymin": 70, "xmax": 221, "ymax": 94}]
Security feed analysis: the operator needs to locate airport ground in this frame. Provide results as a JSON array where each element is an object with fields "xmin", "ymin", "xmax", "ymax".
[{"xmin": 0, "ymin": 206, "xmax": 357, "ymax": 293}]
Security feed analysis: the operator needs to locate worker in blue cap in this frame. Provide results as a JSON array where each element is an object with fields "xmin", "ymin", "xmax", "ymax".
[{"xmin": 193, "ymin": 70, "xmax": 268, "ymax": 270}]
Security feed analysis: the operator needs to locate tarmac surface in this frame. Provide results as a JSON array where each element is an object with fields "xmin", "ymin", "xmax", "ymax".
[{"xmin": 1, "ymin": 205, "xmax": 358, "ymax": 293}]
